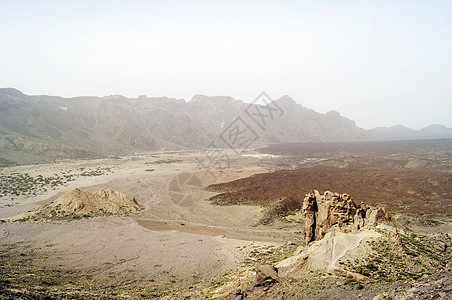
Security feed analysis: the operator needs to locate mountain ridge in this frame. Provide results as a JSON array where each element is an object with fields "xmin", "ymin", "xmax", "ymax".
[
  {"xmin": 0, "ymin": 88, "xmax": 451, "ymax": 166},
  {"xmin": 369, "ymin": 123, "xmax": 452, "ymax": 140}
]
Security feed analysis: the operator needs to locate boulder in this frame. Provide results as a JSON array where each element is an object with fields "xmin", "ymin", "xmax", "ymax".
[{"xmin": 229, "ymin": 264, "xmax": 281, "ymax": 299}]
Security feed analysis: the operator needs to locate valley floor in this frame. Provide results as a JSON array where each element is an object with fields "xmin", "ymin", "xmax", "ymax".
[
  {"xmin": 0, "ymin": 150, "xmax": 451, "ymax": 299},
  {"xmin": 0, "ymin": 152, "xmax": 302, "ymax": 298}
]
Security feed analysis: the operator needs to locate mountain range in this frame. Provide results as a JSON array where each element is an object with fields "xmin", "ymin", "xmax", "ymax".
[{"xmin": 0, "ymin": 88, "xmax": 451, "ymax": 166}]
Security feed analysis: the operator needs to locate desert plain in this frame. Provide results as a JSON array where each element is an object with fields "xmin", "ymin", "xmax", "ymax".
[{"xmin": 0, "ymin": 140, "xmax": 451, "ymax": 299}]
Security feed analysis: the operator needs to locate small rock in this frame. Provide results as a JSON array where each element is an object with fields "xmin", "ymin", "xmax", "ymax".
[
  {"xmin": 346, "ymin": 271, "xmax": 367, "ymax": 282},
  {"xmin": 372, "ymin": 292, "xmax": 389, "ymax": 300}
]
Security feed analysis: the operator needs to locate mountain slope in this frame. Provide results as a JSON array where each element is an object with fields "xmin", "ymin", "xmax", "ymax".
[
  {"xmin": 369, "ymin": 124, "xmax": 452, "ymax": 140},
  {"xmin": 0, "ymin": 88, "xmax": 371, "ymax": 165},
  {"xmin": 3, "ymin": 88, "xmax": 450, "ymax": 166}
]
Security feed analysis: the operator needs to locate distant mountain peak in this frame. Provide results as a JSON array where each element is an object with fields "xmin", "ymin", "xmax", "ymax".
[
  {"xmin": 190, "ymin": 94, "xmax": 235, "ymax": 103},
  {"xmin": 275, "ymin": 95, "xmax": 297, "ymax": 105},
  {"xmin": 190, "ymin": 94, "xmax": 211, "ymax": 102},
  {"xmin": 422, "ymin": 124, "xmax": 448, "ymax": 129},
  {"xmin": 326, "ymin": 110, "xmax": 341, "ymax": 117},
  {"xmin": 1, "ymin": 88, "xmax": 450, "ymax": 167},
  {"xmin": 0, "ymin": 88, "xmax": 24, "ymax": 97},
  {"xmin": 419, "ymin": 124, "xmax": 452, "ymax": 136},
  {"xmin": 391, "ymin": 124, "xmax": 411, "ymax": 129},
  {"xmin": 369, "ymin": 123, "xmax": 452, "ymax": 140}
]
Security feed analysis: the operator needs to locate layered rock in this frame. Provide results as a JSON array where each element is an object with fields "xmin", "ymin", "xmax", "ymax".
[{"xmin": 302, "ymin": 190, "xmax": 394, "ymax": 244}]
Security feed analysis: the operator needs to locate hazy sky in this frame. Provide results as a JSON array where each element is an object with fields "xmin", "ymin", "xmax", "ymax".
[{"xmin": 1, "ymin": 0, "xmax": 451, "ymax": 129}]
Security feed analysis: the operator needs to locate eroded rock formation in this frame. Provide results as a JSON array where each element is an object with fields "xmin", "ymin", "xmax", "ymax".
[
  {"xmin": 302, "ymin": 190, "xmax": 394, "ymax": 244},
  {"xmin": 12, "ymin": 188, "xmax": 142, "ymax": 221}
]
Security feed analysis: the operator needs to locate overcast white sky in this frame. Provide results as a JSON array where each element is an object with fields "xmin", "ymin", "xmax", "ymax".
[{"xmin": 1, "ymin": 0, "xmax": 451, "ymax": 129}]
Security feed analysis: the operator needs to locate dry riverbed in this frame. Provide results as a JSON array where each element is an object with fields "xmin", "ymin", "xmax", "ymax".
[{"xmin": 0, "ymin": 151, "xmax": 301, "ymax": 298}]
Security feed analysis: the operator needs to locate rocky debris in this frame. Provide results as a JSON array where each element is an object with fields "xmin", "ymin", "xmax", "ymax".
[
  {"xmin": 177, "ymin": 213, "xmax": 449, "ymax": 299},
  {"xmin": 253, "ymin": 264, "xmax": 281, "ymax": 287},
  {"xmin": 302, "ymin": 190, "xmax": 396, "ymax": 244},
  {"xmin": 273, "ymin": 191, "xmax": 450, "ymax": 283},
  {"xmin": 276, "ymin": 229, "xmax": 380, "ymax": 277},
  {"xmin": 275, "ymin": 191, "xmax": 450, "ymax": 280},
  {"xmin": 387, "ymin": 228, "xmax": 405, "ymax": 256},
  {"xmin": 228, "ymin": 264, "xmax": 281, "ymax": 299},
  {"xmin": 373, "ymin": 272, "xmax": 452, "ymax": 299},
  {"xmin": 12, "ymin": 188, "xmax": 142, "ymax": 221}
]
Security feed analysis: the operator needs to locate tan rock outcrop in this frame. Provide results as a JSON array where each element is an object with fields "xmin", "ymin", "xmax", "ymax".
[
  {"xmin": 49, "ymin": 188, "xmax": 141, "ymax": 216},
  {"xmin": 302, "ymin": 190, "xmax": 395, "ymax": 244},
  {"xmin": 12, "ymin": 188, "xmax": 142, "ymax": 221}
]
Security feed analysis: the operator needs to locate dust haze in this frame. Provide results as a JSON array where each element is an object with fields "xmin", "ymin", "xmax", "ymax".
[{"xmin": 1, "ymin": 1, "xmax": 451, "ymax": 299}]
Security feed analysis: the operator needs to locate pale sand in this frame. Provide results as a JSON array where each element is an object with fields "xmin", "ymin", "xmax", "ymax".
[{"xmin": 0, "ymin": 151, "xmax": 298, "ymax": 290}]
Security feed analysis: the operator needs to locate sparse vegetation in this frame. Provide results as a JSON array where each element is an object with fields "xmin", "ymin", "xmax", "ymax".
[
  {"xmin": 1, "ymin": 146, "xmax": 451, "ymax": 299},
  {"xmin": 340, "ymin": 230, "xmax": 451, "ymax": 283},
  {"xmin": 241, "ymin": 243, "xmax": 298, "ymax": 266},
  {"xmin": 152, "ymin": 159, "xmax": 181, "ymax": 164},
  {"xmin": 0, "ymin": 167, "xmax": 112, "ymax": 201}
]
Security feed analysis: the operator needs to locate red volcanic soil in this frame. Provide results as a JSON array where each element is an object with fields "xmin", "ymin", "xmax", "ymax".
[
  {"xmin": 207, "ymin": 155, "xmax": 452, "ymax": 215},
  {"xmin": 259, "ymin": 139, "xmax": 452, "ymax": 158}
]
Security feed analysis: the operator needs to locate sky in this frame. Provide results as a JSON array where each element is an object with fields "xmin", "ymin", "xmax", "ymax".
[{"xmin": 1, "ymin": 0, "xmax": 451, "ymax": 130}]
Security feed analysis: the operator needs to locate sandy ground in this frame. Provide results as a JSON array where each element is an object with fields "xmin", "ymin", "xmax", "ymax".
[{"xmin": 0, "ymin": 151, "xmax": 300, "ymax": 297}]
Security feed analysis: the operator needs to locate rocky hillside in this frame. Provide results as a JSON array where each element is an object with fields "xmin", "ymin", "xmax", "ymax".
[
  {"xmin": 201, "ymin": 191, "xmax": 451, "ymax": 299},
  {"xmin": 2, "ymin": 88, "xmax": 450, "ymax": 167},
  {"xmin": 0, "ymin": 88, "xmax": 368, "ymax": 166}
]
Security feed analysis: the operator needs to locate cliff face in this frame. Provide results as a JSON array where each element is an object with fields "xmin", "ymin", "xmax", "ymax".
[{"xmin": 0, "ymin": 88, "xmax": 368, "ymax": 166}]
